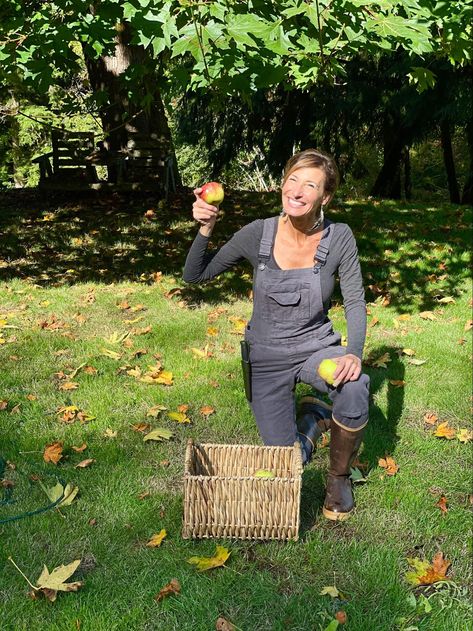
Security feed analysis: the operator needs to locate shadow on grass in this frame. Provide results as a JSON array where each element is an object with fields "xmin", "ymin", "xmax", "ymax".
[
  {"xmin": 0, "ymin": 189, "xmax": 470, "ymax": 310},
  {"xmin": 299, "ymin": 346, "xmax": 405, "ymax": 535}
]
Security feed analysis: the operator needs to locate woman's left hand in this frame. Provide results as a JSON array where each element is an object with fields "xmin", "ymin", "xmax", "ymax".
[{"xmin": 331, "ymin": 354, "xmax": 362, "ymax": 386}]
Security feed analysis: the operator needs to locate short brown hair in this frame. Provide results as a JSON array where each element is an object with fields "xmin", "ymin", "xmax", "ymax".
[{"xmin": 283, "ymin": 148, "xmax": 339, "ymax": 199}]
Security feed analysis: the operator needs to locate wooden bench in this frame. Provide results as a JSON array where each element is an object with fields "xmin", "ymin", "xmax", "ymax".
[{"xmin": 32, "ymin": 130, "xmax": 97, "ymax": 188}]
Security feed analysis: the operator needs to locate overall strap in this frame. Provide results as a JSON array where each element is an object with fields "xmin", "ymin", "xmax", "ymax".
[
  {"xmin": 313, "ymin": 220, "xmax": 334, "ymax": 274},
  {"xmin": 257, "ymin": 216, "xmax": 278, "ymax": 270}
]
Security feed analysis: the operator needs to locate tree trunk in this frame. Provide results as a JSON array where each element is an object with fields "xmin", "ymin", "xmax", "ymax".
[
  {"xmin": 370, "ymin": 113, "xmax": 404, "ymax": 199},
  {"xmin": 9, "ymin": 96, "xmax": 24, "ymax": 188},
  {"xmin": 82, "ymin": 24, "xmax": 181, "ymax": 189},
  {"xmin": 402, "ymin": 146, "xmax": 412, "ymax": 200},
  {"xmin": 440, "ymin": 120, "xmax": 460, "ymax": 203},
  {"xmin": 461, "ymin": 119, "xmax": 473, "ymax": 205}
]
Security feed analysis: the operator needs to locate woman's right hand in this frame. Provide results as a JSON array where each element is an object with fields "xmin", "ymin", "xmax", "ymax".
[{"xmin": 192, "ymin": 187, "xmax": 221, "ymax": 234}]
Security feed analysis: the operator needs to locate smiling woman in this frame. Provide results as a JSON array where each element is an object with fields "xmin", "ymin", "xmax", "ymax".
[{"xmin": 183, "ymin": 148, "xmax": 370, "ymax": 521}]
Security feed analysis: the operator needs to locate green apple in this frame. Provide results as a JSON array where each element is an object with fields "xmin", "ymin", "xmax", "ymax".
[
  {"xmin": 317, "ymin": 358, "xmax": 338, "ymax": 385},
  {"xmin": 253, "ymin": 469, "xmax": 275, "ymax": 479},
  {"xmin": 201, "ymin": 181, "xmax": 224, "ymax": 205}
]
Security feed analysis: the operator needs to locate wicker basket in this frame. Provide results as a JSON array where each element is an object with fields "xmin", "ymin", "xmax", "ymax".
[{"xmin": 182, "ymin": 440, "xmax": 303, "ymax": 541}]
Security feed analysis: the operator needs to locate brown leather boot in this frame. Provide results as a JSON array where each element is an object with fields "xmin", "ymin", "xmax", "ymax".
[{"xmin": 322, "ymin": 417, "xmax": 366, "ymax": 521}]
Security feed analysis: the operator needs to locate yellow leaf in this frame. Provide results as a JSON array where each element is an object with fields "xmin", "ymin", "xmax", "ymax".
[
  {"xmin": 456, "ymin": 429, "xmax": 473, "ymax": 443},
  {"xmin": 143, "ymin": 428, "xmax": 174, "ymax": 442},
  {"xmin": 100, "ymin": 348, "xmax": 122, "ymax": 360},
  {"xmin": 228, "ymin": 317, "xmax": 247, "ymax": 335},
  {"xmin": 464, "ymin": 320, "xmax": 473, "ymax": 331},
  {"xmin": 401, "ymin": 348, "xmax": 416, "ymax": 356},
  {"xmin": 146, "ymin": 405, "xmax": 168, "ymax": 417},
  {"xmin": 146, "ymin": 529, "xmax": 167, "ymax": 548},
  {"xmin": 155, "ymin": 370, "xmax": 173, "ymax": 386},
  {"xmin": 44, "ymin": 482, "xmax": 79, "ymax": 507},
  {"xmin": 36, "ymin": 559, "xmax": 83, "ymax": 601},
  {"xmin": 104, "ymin": 331, "xmax": 129, "ymax": 345},
  {"xmin": 405, "ymin": 552, "xmax": 451, "ymax": 586},
  {"xmin": 124, "ymin": 316, "xmax": 144, "ymax": 325},
  {"xmin": 103, "ymin": 428, "xmax": 117, "ymax": 438},
  {"xmin": 168, "ymin": 411, "xmax": 190, "ymax": 424},
  {"xmin": 319, "ymin": 586, "xmax": 340, "ymax": 598},
  {"xmin": 59, "ymin": 381, "xmax": 79, "ymax": 391},
  {"xmin": 190, "ymin": 346, "xmax": 211, "ymax": 359},
  {"xmin": 434, "ymin": 422, "xmax": 456, "ymax": 440},
  {"xmin": 206, "ymin": 327, "xmax": 219, "ymax": 336},
  {"xmin": 419, "ymin": 311, "xmax": 437, "ymax": 321},
  {"xmin": 187, "ymin": 545, "xmax": 230, "ymax": 572},
  {"xmin": 397, "ymin": 314, "xmax": 411, "ymax": 321},
  {"xmin": 126, "ymin": 366, "xmax": 142, "ymax": 378},
  {"xmin": 437, "ymin": 296, "xmax": 455, "ymax": 304}
]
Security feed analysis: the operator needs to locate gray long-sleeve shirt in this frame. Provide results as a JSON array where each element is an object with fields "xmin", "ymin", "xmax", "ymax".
[{"xmin": 183, "ymin": 219, "xmax": 366, "ymax": 358}]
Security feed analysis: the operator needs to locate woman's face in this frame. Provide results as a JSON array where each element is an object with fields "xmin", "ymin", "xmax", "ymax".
[{"xmin": 281, "ymin": 166, "xmax": 330, "ymax": 219}]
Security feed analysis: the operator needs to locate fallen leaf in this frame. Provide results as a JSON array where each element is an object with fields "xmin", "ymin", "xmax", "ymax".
[
  {"xmin": 177, "ymin": 404, "xmax": 189, "ymax": 413},
  {"xmin": 335, "ymin": 611, "xmax": 347, "ymax": 624},
  {"xmin": 456, "ymin": 429, "xmax": 473, "ymax": 443},
  {"xmin": 138, "ymin": 491, "xmax": 150, "ymax": 500},
  {"xmin": 131, "ymin": 422, "xmax": 151, "ymax": 433},
  {"xmin": 103, "ymin": 428, "xmax": 117, "ymax": 438},
  {"xmin": 216, "ymin": 616, "xmax": 236, "ymax": 631},
  {"xmin": 36, "ymin": 559, "xmax": 83, "ymax": 601},
  {"xmin": 187, "ymin": 545, "xmax": 230, "ymax": 572},
  {"xmin": 371, "ymin": 352, "xmax": 391, "ymax": 369},
  {"xmin": 146, "ymin": 405, "xmax": 168, "ymax": 417},
  {"xmin": 0, "ymin": 400, "xmax": 8, "ymax": 410},
  {"xmin": 168, "ymin": 411, "xmax": 190, "ymax": 424},
  {"xmin": 143, "ymin": 428, "xmax": 174, "ymax": 442},
  {"xmin": 44, "ymin": 482, "xmax": 79, "ymax": 507},
  {"xmin": 407, "ymin": 358, "xmax": 427, "ymax": 366},
  {"xmin": 200, "ymin": 405, "xmax": 215, "ymax": 417},
  {"xmin": 389, "ymin": 380, "xmax": 406, "ymax": 387},
  {"xmin": 154, "ymin": 578, "xmax": 180, "ymax": 602},
  {"xmin": 59, "ymin": 382, "xmax": 79, "ymax": 391},
  {"xmin": 435, "ymin": 495, "xmax": 448, "ymax": 514},
  {"xmin": 378, "ymin": 456, "xmax": 399, "ymax": 476},
  {"xmin": 434, "ymin": 422, "xmax": 456, "ymax": 440},
  {"xmin": 419, "ymin": 311, "xmax": 437, "ymax": 321},
  {"xmin": 401, "ymin": 348, "xmax": 416, "ymax": 356},
  {"xmin": 464, "ymin": 320, "xmax": 473, "ymax": 331},
  {"xmin": 26, "ymin": 394, "xmax": 37, "ymax": 401},
  {"xmin": 43, "ymin": 442, "xmax": 63, "ymax": 465},
  {"xmin": 369, "ymin": 316, "xmax": 379, "ymax": 327},
  {"xmin": 146, "ymin": 529, "xmax": 167, "ymax": 548},
  {"xmin": 190, "ymin": 346, "xmax": 212, "ymax": 359},
  {"xmin": 405, "ymin": 551, "xmax": 451, "ymax": 586},
  {"xmin": 437, "ymin": 296, "xmax": 455, "ymax": 304},
  {"xmin": 71, "ymin": 443, "xmax": 87, "ymax": 453},
  {"xmin": 423, "ymin": 413, "xmax": 439, "ymax": 425},
  {"xmin": 397, "ymin": 314, "xmax": 411, "ymax": 321},
  {"xmin": 74, "ymin": 459, "xmax": 95, "ymax": 469},
  {"xmin": 207, "ymin": 327, "xmax": 219, "ymax": 336},
  {"xmin": 320, "ymin": 585, "xmax": 340, "ymax": 598},
  {"xmin": 100, "ymin": 348, "xmax": 122, "ymax": 360}
]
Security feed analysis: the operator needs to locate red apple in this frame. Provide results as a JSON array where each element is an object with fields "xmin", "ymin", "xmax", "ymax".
[{"xmin": 200, "ymin": 181, "xmax": 224, "ymax": 205}]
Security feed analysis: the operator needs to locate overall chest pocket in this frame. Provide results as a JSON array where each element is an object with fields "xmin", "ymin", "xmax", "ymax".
[{"xmin": 261, "ymin": 282, "xmax": 311, "ymax": 324}]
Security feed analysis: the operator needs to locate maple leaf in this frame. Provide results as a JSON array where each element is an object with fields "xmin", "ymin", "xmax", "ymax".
[
  {"xmin": 456, "ymin": 429, "xmax": 473, "ymax": 443},
  {"xmin": 168, "ymin": 411, "xmax": 190, "ymax": 424},
  {"xmin": 131, "ymin": 422, "xmax": 151, "ymax": 433},
  {"xmin": 434, "ymin": 422, "xmax": 456, "ymax": 440},
  {"xmin": 371, "ymin": 352, "xmax": 391, "ymax": 369},
  {"xmin": 154, "ymin": 578, "xmax": 180, "ymax": 602},
  {"xmin": 405, "ymin": 552, "xmax": 451, "ymax": 586},
  {"xmin": 36, "ymin": 559, "xmax": 83, "ymax": 601},
  {"xmin": 187, "ymin": 545, "xmax": 230, "ymax": 572},
  {"xmin": 44, "ymin": 482, "xmax": 79, "ymax": 507},
  {"xmin": 378, "ymin": 456, "xmax": 399, "ymax": 476},
  {"xmin": 146, "ymin": 529, "xmax": 167, "ymax": 547},
  {"xmin": 143, "ymin": 428, "xmax": 174, "ymax": 442},
  {"xmin": 43, "ymin": 442, "xmax": 63, "ymax": 465},
  {"xmin": 177, "ymin": 404, "xmax": 189, "ymax": 413}
]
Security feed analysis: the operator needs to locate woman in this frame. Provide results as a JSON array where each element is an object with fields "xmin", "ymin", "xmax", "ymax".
[{"xmin": 183, "ymin": 149, "xmax": 369, "ymax": 521}]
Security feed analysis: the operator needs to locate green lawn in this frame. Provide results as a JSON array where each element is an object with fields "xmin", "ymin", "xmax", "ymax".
[{"xmin": 1, "ymin": 190, "xmax": 472, "ymax": 631}]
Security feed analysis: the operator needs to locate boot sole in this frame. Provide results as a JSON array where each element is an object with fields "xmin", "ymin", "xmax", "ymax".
[{"xmin": 322, "ymin": 506, "xmax": 353, "ymax": 521}]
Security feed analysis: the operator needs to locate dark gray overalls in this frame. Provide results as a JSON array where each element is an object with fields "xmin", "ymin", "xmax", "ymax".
[{"xmin": 244, "ymin": 216, "xmax": 370, "ymax": 447}]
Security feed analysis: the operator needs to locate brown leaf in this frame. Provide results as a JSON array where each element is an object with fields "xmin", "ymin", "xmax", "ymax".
[
  {"xmin": 131, "ymin": 422, "xmax": 151, "ymax": 433},
  {"xmin": 177, "ymin": 404, "xmax": 189, "ymax": 413},
  {"xmin": 389, "ymin": 380, "xmax": 406, "ymax": 387},
  {"xmin": 419, "ymin": 311, "xmax": 437, "ymax": 321},
  {"xmin": 216, "ymin": 617, "xmax": 236, "ymax": 631},
  {"xmin": 154, "ymin": 578, "xmax": 180, "ymax": 602},
  {"xmin": 369, "ymin": 316, "xmax": 379, "ymax": 327},
  {"xmin": 335, "ymin": 610, "xmax": 348, "ymax": 624},
  {"xmin": 43, "ymin": 442, "xmax": 63, "ymax": 465},
  {"xmin": 200, "ymin": 405, "xmax": 215, "ymax": 417},
  {"xmin": 435, "ymin": 495, "xmax": 448, "ymax": 514},
  {"xmin": 74, "ymin": 458, "xmax": 95, "ymax": 469},
  {"xmin": 88, "ymin": 518, "xmax": 97, "ymax": 527},
  {"xmin": 138, "ymin": 491, "xmax": 150, "ymax": 500},
  {"xmin": 71, "ymin": 443, "xmax": 87, "ymax": 453},
  {"xmin": 423, "ymin": 413, "xmax": 439, "ymax": 425},
  {"xmin": 59, "ymin": 381, "xmax": 79, "ymax": 391},
  {"xmin": 26, "ymin": 394, "xmax": 37, "ymax": 401},
  {"xmin": 83, "ymin": 365, "xmax": 98, "ymax": 375},
  {"xmin": 464, "ymin": 320, "xmax": 473, "ymax": 331},
  {"xmin": 0, "ymin": 400, "xmax": 8, "ymax": 410},
  {"xmin": 434, "ymin": 422, "xmax": 456, "ymax": 440},
  {"xmin": 378, "ymin": 456, "xmax": 399, "ymax": 476}
]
